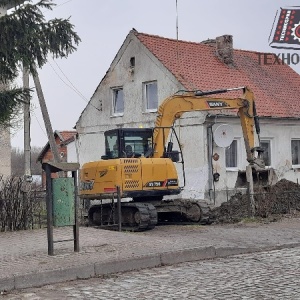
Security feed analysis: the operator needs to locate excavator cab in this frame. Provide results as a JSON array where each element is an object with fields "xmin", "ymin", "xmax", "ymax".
[
  {"xmin": 101, "ymin": 128, "xmax": 154, "ymax": 160},
  {"xmin": 101, "ymin": 127, "xmax": 181, "ymax": 163}
]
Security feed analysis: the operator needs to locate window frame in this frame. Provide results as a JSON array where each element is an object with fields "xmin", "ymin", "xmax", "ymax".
[
  {"xmin": 225, "ymin": 139, "xmax": 239, "ymax": 171},
  {"xmin": 112, "ymin": 87, "xmax": 124, "ymax": 116},
  {"xmin": 291, "ymin": 139, "xmax": 300, "ymax": 168},
  {"xmin": 143, "ymin": 81, "xmax": 158, "ymax": 112},
  {"xmin": 260, "ymin": 139, "xmax": 272, "ymax": 168}
]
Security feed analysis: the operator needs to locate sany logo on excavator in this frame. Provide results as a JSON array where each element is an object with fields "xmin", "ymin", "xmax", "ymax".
[
  {"xmin": 99, "ymin": 166, "xmax": 116, "ymax": 178},
  {"xmin": 99, "ymin": 169, "xmax": 108, "ymax": 177},
  {"xmin": 206, "ymin": 101, "xmax": 229, "ymax": 108}
]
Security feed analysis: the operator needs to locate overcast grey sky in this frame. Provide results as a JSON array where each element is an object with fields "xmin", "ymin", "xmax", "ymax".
[{"xmin": 10, "ymin": 0, "xmax": 300, "ymax": 148}]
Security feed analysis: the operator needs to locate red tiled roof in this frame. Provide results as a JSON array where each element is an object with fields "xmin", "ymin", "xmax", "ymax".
[
  {"xmin": 58, "ymin": 131, "xmax": 77, "ymax": 142},
  {"xmin": 135, "ymin": 31, "xmax": 300, "ymax": 118}
]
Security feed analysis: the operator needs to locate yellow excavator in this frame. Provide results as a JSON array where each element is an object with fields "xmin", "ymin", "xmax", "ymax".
[{"xmin": 79, "ymin": 86, "xmax": 265, "ymax": 231}]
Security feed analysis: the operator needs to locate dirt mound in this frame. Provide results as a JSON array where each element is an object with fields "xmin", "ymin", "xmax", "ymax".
[{"xmin": 211, "ymin": 179, "xmax": 300, "ymax": 224}]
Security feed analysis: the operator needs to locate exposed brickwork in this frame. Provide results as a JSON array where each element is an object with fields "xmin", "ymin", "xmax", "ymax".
[{"xmin": 38, "ymin": 131, "xmax": 77, "ymax": 187}]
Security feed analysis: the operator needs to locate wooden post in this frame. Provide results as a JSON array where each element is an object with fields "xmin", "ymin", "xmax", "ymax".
[
  {"xmin": 32, "ymin": 69, "xmax": 60, "ymax": 163},
  {"xmin": 73, "ymin": 170, "xmax": 79, "ymax": 252},
  {"xmin": 117, "ymin": 186, "xmax": 122, "ymax": 232},
  {"xmin": 45, "ymin": 164, "xmax": 54, "ymax": 256},
  {"xmin": 23, "ymin": 67, "xmax": 31, "ymax": 181},
  {"xmin": 246, "ymin": 165, "xmax": 255, "ymax": 217}
]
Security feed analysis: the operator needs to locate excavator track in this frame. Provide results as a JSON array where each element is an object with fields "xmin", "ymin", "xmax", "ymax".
[
  {"xmin": 154, "ymin": 199, "xmax": 212, "ymax": 225},
  {"xmin": 87, "ymin": 202, "xmax": 158, "ymax": 232}
]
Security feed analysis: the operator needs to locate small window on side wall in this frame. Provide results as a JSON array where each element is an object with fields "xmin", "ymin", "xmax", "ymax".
[
  {"xmin": 112, "ymin": 87, "xmax": 124, "ymax": 115},
  {"xmin": 261, "ymin": 140, "xmax": 271, "ymax": 167},
  {"xmin": 291, "ymin": 139, "xmax": 300, "ymax": 166},
  {"xmin": 144, "ymin": 81, "xmax": 158, "ymax": 111},
  {"xmin": 226, "ymin": 139, "xmax": 237, "ymax": 168}
]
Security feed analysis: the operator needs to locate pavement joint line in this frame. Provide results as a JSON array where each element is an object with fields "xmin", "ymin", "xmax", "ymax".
[{"xmin": 1, "ymin": 242, "xmax": 300, "ymax": 292}]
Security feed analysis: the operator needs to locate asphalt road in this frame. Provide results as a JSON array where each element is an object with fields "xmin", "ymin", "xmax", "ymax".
[{"xmin": 4, "ymin": 246, "xmax": 300, "ymax": 300}]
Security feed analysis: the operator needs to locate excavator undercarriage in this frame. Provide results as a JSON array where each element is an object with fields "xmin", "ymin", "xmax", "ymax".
[
  {"xmin": 87, "ymin": 201, "xmax": 158, "ymax": 231},
  {"xmin": 84, "ymin": 198, "xmax": 212, "ymax": 232}
]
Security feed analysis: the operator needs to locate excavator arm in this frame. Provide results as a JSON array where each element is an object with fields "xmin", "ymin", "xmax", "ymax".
[{"xmin": 153, "ymin": 86, "xmax": 263, "ymax": 168}]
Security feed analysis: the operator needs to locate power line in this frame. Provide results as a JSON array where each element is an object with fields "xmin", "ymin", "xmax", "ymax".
[
  {"xmin": 48, "ymin": 60, "xmax": 102, "ymax": 112},
  {"xmin": 41, "ymin": 0, "xmax": 102, "ymax": 113},
  {"xmin": 32, "ymin": 110, "xmax": 47, "ymax": 138},
  {"xmin": 48, "ymin": 60, "xmax": 88, "ymax": 101},
  {"xmin": 52, "ymin": 60, "xmax": 88, "ymax": 101},
  {"xmin": 55, "ymin": 0, "xmax": 74, "ymax": 8}
]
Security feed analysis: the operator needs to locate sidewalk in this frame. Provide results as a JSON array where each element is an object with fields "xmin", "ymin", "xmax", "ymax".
[{"xmin": 1, "ymin": 217, "xmax": 300, "ymax": 292}]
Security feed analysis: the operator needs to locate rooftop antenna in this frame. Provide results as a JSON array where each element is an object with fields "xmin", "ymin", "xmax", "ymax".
[
  {"xmin": 176, "ymin": 0, "xmax": 179, "ymax": 40},
  {"xmin": 174, "ymin": 0, "xmax": 196, "ymax": 91}
]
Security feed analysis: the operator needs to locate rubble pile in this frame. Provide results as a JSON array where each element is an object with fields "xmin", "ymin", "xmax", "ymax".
[{"xmin": 211, "ymin": 179, "xmax": 300, "ymax": 224}]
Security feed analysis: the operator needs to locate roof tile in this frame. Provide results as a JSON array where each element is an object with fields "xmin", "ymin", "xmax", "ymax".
[{"xmin": 135, "ymin": 31, "xmax": 300, "ymax": 118}]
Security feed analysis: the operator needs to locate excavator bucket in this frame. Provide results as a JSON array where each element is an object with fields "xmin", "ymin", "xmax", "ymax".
[{"xmin": 235, "ymin": 167, "xmax": 277, "ymax": 188}]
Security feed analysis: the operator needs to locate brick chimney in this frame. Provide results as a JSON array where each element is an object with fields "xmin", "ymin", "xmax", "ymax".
[{"xmin": 215, "ymin": 35, "xmax": 233, "ymax": 65}]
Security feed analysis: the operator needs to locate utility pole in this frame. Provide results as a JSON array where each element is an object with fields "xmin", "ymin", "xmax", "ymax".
[
  {"xmin": 32, "ymin": 69, "xmax": 60, "ymax": 163},
  {"xmin": 23, "ymin": 67, "xmax": 32, "ymax": 181}
]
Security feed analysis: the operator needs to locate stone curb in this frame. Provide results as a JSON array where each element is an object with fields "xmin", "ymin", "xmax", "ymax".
[{"xmin": 1, "ymin": 243, "xmax": 300, "ymax": 292}]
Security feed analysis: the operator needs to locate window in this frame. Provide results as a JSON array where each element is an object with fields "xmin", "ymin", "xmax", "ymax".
[
  {"xmin": 104, "ymin": 131, "xmax": 119, "ymax": 158},
  {"xmin": 112, "ymin": 88, "xmax": 124, "ymax": 115},
  {"xmin": 291, "ymin": 140, "xmax": 300, "ymax": 166},
  {"xmin": 261, "ymin": 140, "xmax": 271, "ymax": 167},
  {"xmin": 123, "ymin": 131, "xmax": 153, "ymax": 158},
  {"xmin": 144, "ymin": 81, "xmax": 158, "ymax": 111},
  {"xmin": 104, "ymin": 129, "xmax": 153, "ymax": 159},
  {"xmin": 226, "ymin": 140, "xmax": 237, "ymax": 168},
  {"xmin": 130, "ymin": 57, "xmax": 135, "ymax": 68}
]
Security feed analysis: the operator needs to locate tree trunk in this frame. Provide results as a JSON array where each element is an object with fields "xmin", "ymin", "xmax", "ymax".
[{"xmin": 32, "ymin": 67, "xmax": 60, "ymax": 163}]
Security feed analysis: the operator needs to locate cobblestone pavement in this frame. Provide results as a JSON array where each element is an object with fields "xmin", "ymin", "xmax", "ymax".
[
  {"xmin": 4, "ymin": 247, "xmax": 300, "ymax": 300},
  {"xmin": 1, "ymin": 217, "xmax": 300, "ymax": 292}
]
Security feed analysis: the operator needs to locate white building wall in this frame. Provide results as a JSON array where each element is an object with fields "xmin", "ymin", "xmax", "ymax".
[
  {"xmin": 0, "ymin": 127, "xmax": 11, "ymax": 176},
  {"xmin": 205, "ymin": 117, "xmax": 300, "ymax": 206},
  {"xmin": 76, "ymin": 33, "xmax": 187, "ymax": 165},
  {"xmin": 0, "ymin": 83, "xmax": 11, "ymax": 177},
  {"xmin": 66, "ymin": 140, "xmax": 78, "ymax": 163},
  {"xmin": 0, "ymin": 7, "xmax": 6, "ymax": 16},
  {"xmin": 0, "ymin": 3, "xmax": 20, "ymax": 177}
]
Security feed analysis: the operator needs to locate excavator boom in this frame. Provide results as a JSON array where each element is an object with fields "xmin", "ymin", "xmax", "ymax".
[{"xmin": 154, "ymin": 86, "xmax": 258, "ymax": 165}]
